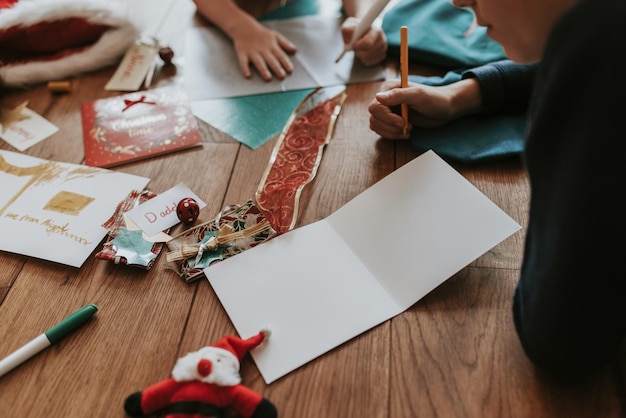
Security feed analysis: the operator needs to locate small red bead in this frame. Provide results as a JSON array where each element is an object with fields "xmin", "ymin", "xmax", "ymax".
[
  {"xmin": 158, "ymin": 46, "xmax": 175, "ymax": 64},
  {"xmin": 176, "ymin": 198, "xmax": 200, "ymax": 224}
]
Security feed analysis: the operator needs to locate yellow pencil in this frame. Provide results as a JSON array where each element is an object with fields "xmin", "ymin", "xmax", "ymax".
[{"xmin": 400, "ymin": 26, "xmax": 409, "ymax": 136}]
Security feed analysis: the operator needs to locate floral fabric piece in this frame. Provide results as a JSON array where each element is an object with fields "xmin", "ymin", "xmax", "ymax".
[
  {"xmin": 96, "ymin": 189, "xmax": 167, "ymax": 269},
  {"xmin": 165, "ymin": 200, "xmax": 276, "ymax": 283}
]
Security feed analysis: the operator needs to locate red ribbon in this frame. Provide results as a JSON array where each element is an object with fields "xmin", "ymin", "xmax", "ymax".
[
  {"xmin": 255, "ymin": 88, "xmax": 347, "ymax": 234},
  {"xmin": 122, "ymin": 96, "xmax": 156, "ymax": 112}
]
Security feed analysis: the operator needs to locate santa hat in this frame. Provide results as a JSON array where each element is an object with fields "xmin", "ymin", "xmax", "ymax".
[
  {"xmin": 211, "ymin": 328, "xmax": 270, "ymax": 363},
  {"xmin": 0, "ymin": 0, "xmax": 139, "ymax": 87},
  {"xmin": 171, "ymin": 328, "xmax": 271, "ymax": 385}
]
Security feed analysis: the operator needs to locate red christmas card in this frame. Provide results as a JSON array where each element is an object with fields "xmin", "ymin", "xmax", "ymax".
[{"xmin": 81, "ymin": 85, "xmax": 203, "ymax": 168}]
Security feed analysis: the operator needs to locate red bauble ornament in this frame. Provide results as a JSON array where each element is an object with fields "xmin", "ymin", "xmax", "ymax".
[{"xmin": 176, "ymin": 198, "xmax": 200, "ymax": 224}]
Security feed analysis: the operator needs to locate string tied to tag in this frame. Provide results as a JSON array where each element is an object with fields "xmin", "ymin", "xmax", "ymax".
[{"xmin": 166, "ymin": 220, "xmax": 272, "ymax": 264}]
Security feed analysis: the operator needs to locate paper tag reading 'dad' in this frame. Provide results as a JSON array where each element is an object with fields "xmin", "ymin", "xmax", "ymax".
[
  {"xmin": 123, "ymin": 214, "xmax": 172, "ymax": 243},
  {"xmin": 125, "ymin": 183, "xmax": 206, "ymax": 237},
  {"xmin": 105, "ymin": 43, "xmax": 158, "ymax": 92}
]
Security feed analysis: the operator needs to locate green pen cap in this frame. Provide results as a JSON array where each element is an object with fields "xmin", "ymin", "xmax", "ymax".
[{"xmin": 45, "ymin": 304, "xmax": 99, "ymax": 344}]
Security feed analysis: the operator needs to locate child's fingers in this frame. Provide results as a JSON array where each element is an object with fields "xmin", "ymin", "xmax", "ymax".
[
  {"xmin": 368, "ymin": 99, "xmax": 410, "ymax": 139},
  {"xmin": 277, "ymin": 34, "xmax": 297, "ymax": 54},
  {"xmin": 375, "ymin": 89, "xmax": 405, "ymax": 107},
  {"xmin": 236, "ymin": 53, "xmax": 253, "ymax": 79},
  {"xmin": 369, "ymin": 116, "xmax": 408, "ymax": 140},
  {"xmin": 270, "ymin": 47, "xmax": 294, "ymax": 74},
  {"xmin": 248, "ymin": 54, "xmax": 273, "ymax": 81},
  {"xmin": 262, "ymin": 52, "xmax": 288, "ymax": 80}
]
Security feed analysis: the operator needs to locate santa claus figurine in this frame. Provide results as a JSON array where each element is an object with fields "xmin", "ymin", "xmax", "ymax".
[{"xmin": 124, "ymin": 329, "xmax": 277, "ymax": 418}]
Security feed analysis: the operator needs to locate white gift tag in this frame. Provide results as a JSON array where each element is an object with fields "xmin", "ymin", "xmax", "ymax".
[
  {"xmin": 105, "ymin": 43, "xmax": 158, "ymax": 92},
  {"xmin": 0, "ymin": 105, "xmax": 58, "ymax": 151},
  {"xmin": 125, "ymin": 183, "xmax": 206, "ymax": 237}
]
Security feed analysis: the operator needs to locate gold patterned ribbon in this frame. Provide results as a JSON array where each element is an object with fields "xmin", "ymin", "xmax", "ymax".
[{"xmin": 255, "ymin": 85, "xmax": 347, "ymax": 234}]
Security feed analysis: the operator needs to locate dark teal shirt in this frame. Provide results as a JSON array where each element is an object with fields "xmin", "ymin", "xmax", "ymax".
[{"xmin": 467, "ymin": 0, "xmax": 626, "ymax": 379}]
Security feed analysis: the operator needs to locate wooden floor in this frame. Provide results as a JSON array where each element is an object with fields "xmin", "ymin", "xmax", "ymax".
[{"xmin": 0, "ymin": 0, "xmax": 624, "ymax": 417}]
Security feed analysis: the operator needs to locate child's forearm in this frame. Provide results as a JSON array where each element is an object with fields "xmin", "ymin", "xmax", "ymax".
[
  {"xmin": 449, "ymin": 78, "xmax": 483, "ymax": 117},
  {"xmin": 342, "ymin": 0, "xmax": 383, "ymax": 18},
  {"xmin": 193, "ymin": 0, "xmax": 258, "ymax": 39}
]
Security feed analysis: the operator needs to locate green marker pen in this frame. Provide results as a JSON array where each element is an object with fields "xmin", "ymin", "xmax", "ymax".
[{"xmin": 0, "ymin": 304, "xmax": 98, "ymax": 378}]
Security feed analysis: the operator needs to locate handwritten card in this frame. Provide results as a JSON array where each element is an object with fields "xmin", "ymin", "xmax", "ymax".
[
  {"xmin": 126, "ymin": 182, "xmax": 206, "ymax": 237},
  {"xmin": 0, "ymin": 150, "xmax": 150, "ymax": 267},
  {"xmin": 205, "ymin": 151, "xmax": 521, "ymax": 383},
  {"xmin": 0, "ymin": 106, "xmax": 59, "ymax": 151}
]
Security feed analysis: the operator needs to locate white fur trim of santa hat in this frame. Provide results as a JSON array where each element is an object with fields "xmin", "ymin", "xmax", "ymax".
[
  {"xmin": 172, "ymin": 346, "xmax": 242, "ymax": 386},
  {"xmin": 0, "ymin": 0, "xmax": 139, "ymax": 87}
]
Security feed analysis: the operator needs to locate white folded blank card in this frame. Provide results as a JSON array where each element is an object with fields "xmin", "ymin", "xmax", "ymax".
[{"xmin": 205, "ymin": 150, "xmax": 521, "ymax": 384}]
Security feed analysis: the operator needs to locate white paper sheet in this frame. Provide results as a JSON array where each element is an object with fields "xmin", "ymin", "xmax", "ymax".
[
  {"xmin": 0, "ymin": 150, "xmax": 150, "ymax": 267},
  {"xmin": 205, "ymin": 151, "xmax": 521, "ymax": 383},
  {"xmin": 184, "ymin": 15, "xmax": 386, "ymax": 100}
]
